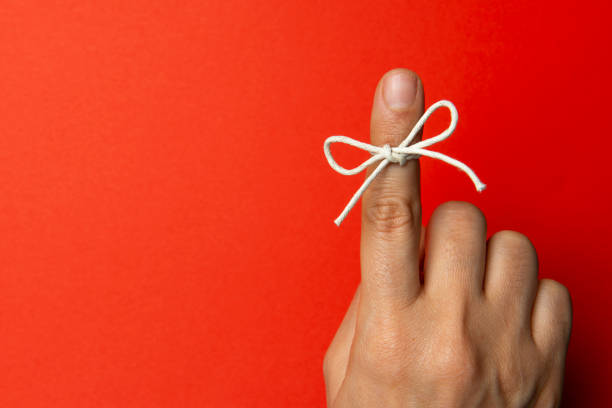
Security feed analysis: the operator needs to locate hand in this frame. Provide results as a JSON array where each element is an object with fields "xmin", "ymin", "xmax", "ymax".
[{"xmin": 323, "ymin": 69, "xmax": 572, "ymax": 407}]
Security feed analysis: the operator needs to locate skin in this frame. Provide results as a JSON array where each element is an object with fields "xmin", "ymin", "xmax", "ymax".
[{"xmin": 323, "ymin": 68, "xmax": 572, "ymax": 407}]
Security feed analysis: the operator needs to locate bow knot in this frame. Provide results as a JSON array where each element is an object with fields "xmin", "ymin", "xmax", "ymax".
[
  {"xmin": 382, "ymin": 144, "xmax": 393, "ymax": 162},
  {"xmin": 381, "ymin": 144, "xmax": 410, "ymax": 165},
  {"xmin": 324, "ymin": 100, "xmax": 486, "ymax": 226},
  {"xmin": 382, "ymin": 144, "xmax": 418, "ymax": 166}
]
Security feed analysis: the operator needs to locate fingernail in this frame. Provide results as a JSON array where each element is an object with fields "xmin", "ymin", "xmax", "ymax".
[{"xmin": 383, "ymin": 71, "xmax": 418, "ymax": 111}]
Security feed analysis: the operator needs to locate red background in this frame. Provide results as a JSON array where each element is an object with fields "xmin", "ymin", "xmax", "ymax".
[{"xmin": 1, "ymin": 1, "xmax": 611, "ymax": 406}]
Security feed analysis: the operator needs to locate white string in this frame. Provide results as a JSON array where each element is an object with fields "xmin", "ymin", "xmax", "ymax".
[{"xmin": 324, "ymin": 100, "xmax": 486, "ymax": 226}]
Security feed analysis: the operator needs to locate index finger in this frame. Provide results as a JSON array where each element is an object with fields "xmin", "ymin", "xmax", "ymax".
[{"xmin": 360, "ymin": 69, "xmax": 424, "ymax": 307}]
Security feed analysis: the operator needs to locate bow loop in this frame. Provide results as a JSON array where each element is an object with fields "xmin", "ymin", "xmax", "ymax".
[{"xmin": 323, "ymin": 100, "xmax": 486, "ymax": 226}]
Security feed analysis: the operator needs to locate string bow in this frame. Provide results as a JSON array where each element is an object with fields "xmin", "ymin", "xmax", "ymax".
[{"xmin": 324, "ymin": 100, "xmax": 486, "ymax": 226}]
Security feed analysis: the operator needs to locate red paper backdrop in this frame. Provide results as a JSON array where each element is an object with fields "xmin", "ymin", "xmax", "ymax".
[{"xmin": 1, "ymin": 1, "xmax": 610, "ymax": 406}]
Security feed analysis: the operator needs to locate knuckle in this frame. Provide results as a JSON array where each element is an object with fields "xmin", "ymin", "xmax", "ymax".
[
  {"xmin": 496, "ymin": 348, "xmax": 540, "ymax": 406},
  {"xmin": 357, "ymin": 323, "xmax": 408, "ymax": 381},
  {"xmin": 412, "ymin": 324, "xmax": 483, "ymax": 405},
  {"xmin": 430, "ymin": 333, "xmax": 479, "ymax": 384},
  {"xmin": 498, "ymin": 361, "xmax": 525, "ymax": 401},
  {"xmin": 365, "ymin": 195, "xmax": 419, "ymax": 235}
]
